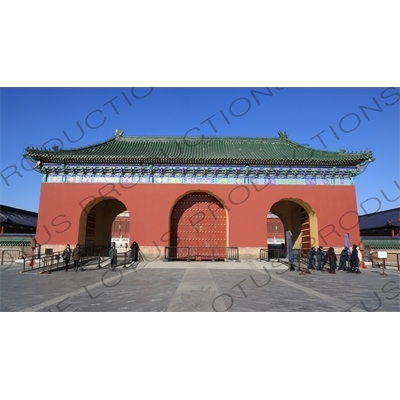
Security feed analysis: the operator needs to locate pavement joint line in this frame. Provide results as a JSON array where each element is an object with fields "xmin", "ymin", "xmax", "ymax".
[
  {"xmin": 18, "ymin": 263, "xmax": 147, "ymax": 312},
  {"xmin": 166, "ymin": 268, "xmax": 220, "ymax": 311},
  {"xmin": 8, "ymin": 260, "xmax": 398, "ymax": 312},
  {"xmin": 268, "ymin": 272, "xmax": 366, "ymax": 312},
  {"xmin": 245, "ymin": 260, "xmax": 367, "ymax": 311}
]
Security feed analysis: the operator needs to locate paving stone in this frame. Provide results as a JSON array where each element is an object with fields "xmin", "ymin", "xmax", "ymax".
[{"xmin": 1, "ymin": 260, "xmax": 399, "ymax": 312}]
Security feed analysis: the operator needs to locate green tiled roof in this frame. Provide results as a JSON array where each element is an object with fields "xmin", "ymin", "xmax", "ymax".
[
  {"xmin": 0, "ymin": 237, "xmax": 32, "ymax": 246},
  {"xmin": 24, "ymin": 132, "xmax": 374, "ymax": 166},
  {"xmin": 362, "ymin": 239, "xmax": 400, "ymax": 250}
]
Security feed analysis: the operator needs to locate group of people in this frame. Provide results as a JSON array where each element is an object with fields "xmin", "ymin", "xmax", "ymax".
[
  {"xmin": 62, "ymin": 241, "xmax": 140, "ymax": 272},
  {"xmin": 307, "ymin": 244, "xmax": 360, "ymax": 273},
  {"xmin": 109, "ymin": 241, "xmax": 140, "ymax": 270},
  {"xmin": 62, "ymin": 244, "xmax": 84, "ymax": 272}
]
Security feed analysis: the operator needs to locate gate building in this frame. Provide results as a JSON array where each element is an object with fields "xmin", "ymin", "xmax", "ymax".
[{"xmin": 23, "ymin": 130, "xmax": 374, "ymax": 260}]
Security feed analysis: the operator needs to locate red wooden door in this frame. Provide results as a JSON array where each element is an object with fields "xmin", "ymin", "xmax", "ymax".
[
  {"xmin": 170, "ymin": 193, "xmax": 226, "ymax": 260},
  {"xmin": 300, "ymin": 206, "xmax": 310, "ymax": 256}
]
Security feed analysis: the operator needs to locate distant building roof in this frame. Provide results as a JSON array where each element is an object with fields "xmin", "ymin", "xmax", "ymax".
[
  {"xmin": 0, "ymin": 235, "xmax": 34, "ymax": 246},
  {"xmin": 359, "ymin": 208, "xmax": 400, "ymax": 230},
  {"xmin": 24, "ymin": 131, "xmax": 374, "ymax": 167},
  {"xmin": 361, "ymin": 236, "xmax": 400, "ymax": 250},
  {"xmin": 0, "ymin": 205, "xmax": 38, "ymax": 228}
]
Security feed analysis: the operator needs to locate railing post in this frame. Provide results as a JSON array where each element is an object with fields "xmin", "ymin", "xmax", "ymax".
[
  {"xmin": 397, "ymin": 254, "xmax": 399, "ymax": 271},
  {"xmin": 187, "ymin": 247, "xmax": 190, "ymax": 262},
  {"xmin": 97, "ymin": 252, "xmax": 102, "ymax": 268},
  {"xmin": 380, "ymin": 257, "xmax": 387, "ymax": 276},
  {"xmin": 212, "ymin": 247, "xmax": 215, "ymax": 262}
]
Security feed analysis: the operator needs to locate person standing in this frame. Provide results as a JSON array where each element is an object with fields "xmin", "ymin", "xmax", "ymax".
[
  {"xmin": 326, "ymin": 247, "xmax": 337, "ymax": 273},
  {"xmin": 339, "ymin": 247, "xmax": 348, "ymax": 271},
  {"xmin": 307, "ymin": 247, "xmax": 316, "ymax": 269},
  {"xmin": 316, "ymin": 246, "xmax": 324, "ymax": 271},
  {"xmin": 72, "ymin": 244, "xmax": 83, "ymax": 272},
  {"xmin": 349, "ymin": 244, "xmax": 359, "ymax": 273},
  {"xmin": 30, "ymin": 237, "xmax": 37, "ymax": 257},
  {"xmin": 62, "ymin": 244, "xmax": 71, "ymax": 272},
  {"xmin": 109, "ymin": 242, "xmax": 118, "ymax": 271},
  {"xmin": 29, "ymin": 236, "xmax": 37, "ymax": 266},
  {"xmin": 130, "ymin": 241, "xmax": 140, "ymax": 262}
]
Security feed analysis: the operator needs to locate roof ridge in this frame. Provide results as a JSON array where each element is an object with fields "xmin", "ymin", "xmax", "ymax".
[
  {"xmin": 23, "ymin": 132, "xmax": 375, "ymax": 167},
  {"xmin": 25, "ymin": 136, "xmax": 116, "ymax": 153},
  {"xmin": 359, "ymin": 207, "xmax": 400, "ymax": 217}
]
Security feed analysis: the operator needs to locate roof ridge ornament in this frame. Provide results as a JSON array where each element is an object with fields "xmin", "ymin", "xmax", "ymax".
[
  {"xmin": 277, "ymin": 130, "xmax": 288, "ymax": 139},
  {"xmin": 114, "ymin": 129, "xmax": 124, "ymax": 139}
]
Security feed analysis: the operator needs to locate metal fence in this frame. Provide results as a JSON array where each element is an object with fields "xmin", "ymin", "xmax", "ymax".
[
  {"xmin": 164, "ymin": 246, "xmax": 239, "ymax": 262},
  {"xmin": 259, "ymin": 248, "xmax": 287, "ymax": 261},
  {"xmin": 21, "ymin": 245, "xmax": 110, "ymax": 273},
  {"xmin": 367, "ymin": 251, "xmax": 400, "ymax": 270},
  {"xmin": 1, "ymin": 249, "xmax": 23, "ymax": 265}
]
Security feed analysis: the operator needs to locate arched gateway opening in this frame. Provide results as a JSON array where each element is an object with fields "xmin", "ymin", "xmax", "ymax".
[
  {"xmin": 79, "ymin": 198, "xmax": 128, "ymax": 248},
  {"xmin": 270, "ymin": 199, "xmax": 317, "ymax": 256},
  {"xmin": 170, "ymin": 192, "xmax": 227, "ymax": 260}
]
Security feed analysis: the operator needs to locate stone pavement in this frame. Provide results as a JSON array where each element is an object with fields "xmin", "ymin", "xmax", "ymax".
[{"xmin": 1, "ymin": 259, "xmax": 399, "ymax": 312}]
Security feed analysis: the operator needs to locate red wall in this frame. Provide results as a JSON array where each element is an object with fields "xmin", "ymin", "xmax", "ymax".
[{"xmin": 36, "ymin": 182, "xmax": 360, "ymax": 248}]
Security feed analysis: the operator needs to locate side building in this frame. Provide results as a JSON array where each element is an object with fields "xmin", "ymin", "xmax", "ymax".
[
  {"xmin": 0, "ymin": 204, "xmax": 37, "ymax": 234},
  {"xmin": 0, "ymin": 204, "xmax": 38, "ymax": 263},
  {"xmin": 359, "ymin": 207, "xmax": 400, "ymax": 237},
  {"xmin": 359, "ymin": 207, "xmax": 400, "ymax": 268},
  {"xmin": 23, "ymin": 130, "xmax": 374, "ymax": 260}
]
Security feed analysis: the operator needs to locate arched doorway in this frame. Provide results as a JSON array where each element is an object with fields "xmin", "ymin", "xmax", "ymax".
[
  {"xmin": 269, "ymin": 199, "xmax": 317, "ymax": 256},
  {"xmin": 111, "ymin": 211, "xmax": 131, "ymax": 251},
  {"xmin": 170, "ymin": 192, "xmax": 227, "ymax": 260},
  {"xmin": 266, "ymin": 212, "xmax": 285, "ymax": 258},
  {"xmin": 79, "ymin": 198, "xmax": 128, "ymax": 248},
  {"xmin": 266, "ymin": 212, "xmax": 285, "ymax": 246}
]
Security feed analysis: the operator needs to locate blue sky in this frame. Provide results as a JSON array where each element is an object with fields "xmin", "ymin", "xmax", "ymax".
[{"xmin": 1, "ymin": 87, "xmax": 399, "ymax": 214}]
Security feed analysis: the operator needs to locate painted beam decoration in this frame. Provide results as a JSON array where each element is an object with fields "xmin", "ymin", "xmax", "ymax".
[
  {"xmin": 41, "ymin": 164, "xmax": 358, "ymax": 185},
  {"xmin": 24, "ymin": 130, "xmax": 374, "ymax": 186}
]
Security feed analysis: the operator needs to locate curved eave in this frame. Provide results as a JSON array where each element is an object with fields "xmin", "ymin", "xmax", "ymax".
[
  {"xmin": 23, "ymin": 153, "xmax": 373, "ymax": 167},
  {"xmin": 23, "ymin": 134, "xmax": 374, "ymax": 167}
]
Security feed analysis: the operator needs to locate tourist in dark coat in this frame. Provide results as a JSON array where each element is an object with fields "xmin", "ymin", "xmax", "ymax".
[
  {"xmin": 62, "ymin": 244, "xmax": 71, "ymax": 272},
  {"xmin": 130, "ymin": 241, "xmax": 140, "ymax": 262},
  {"xmin": 326, "ymin": 247, "xmax": 337, "ymax": 273},
  {"xmin": 349, "ymin": 244, "xmax": 359, "ymax": 273},
  {"xmin": 72, "ymin": 244, "xmax": 83, "ymax": 272},
  {"xmin": 109, "ymin": 243, "xmax": 118, "ymax": 271},
  {"xmin": 339, "ymin": 247, "xmax": 348, "ymax": 271},
  {"xmin": 316, "ymin": 246, "xmax": 324, "ymax": 271},
  {"xmin": 307, "ymin": 247, "xmax": 316, "ymax": 269}
]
